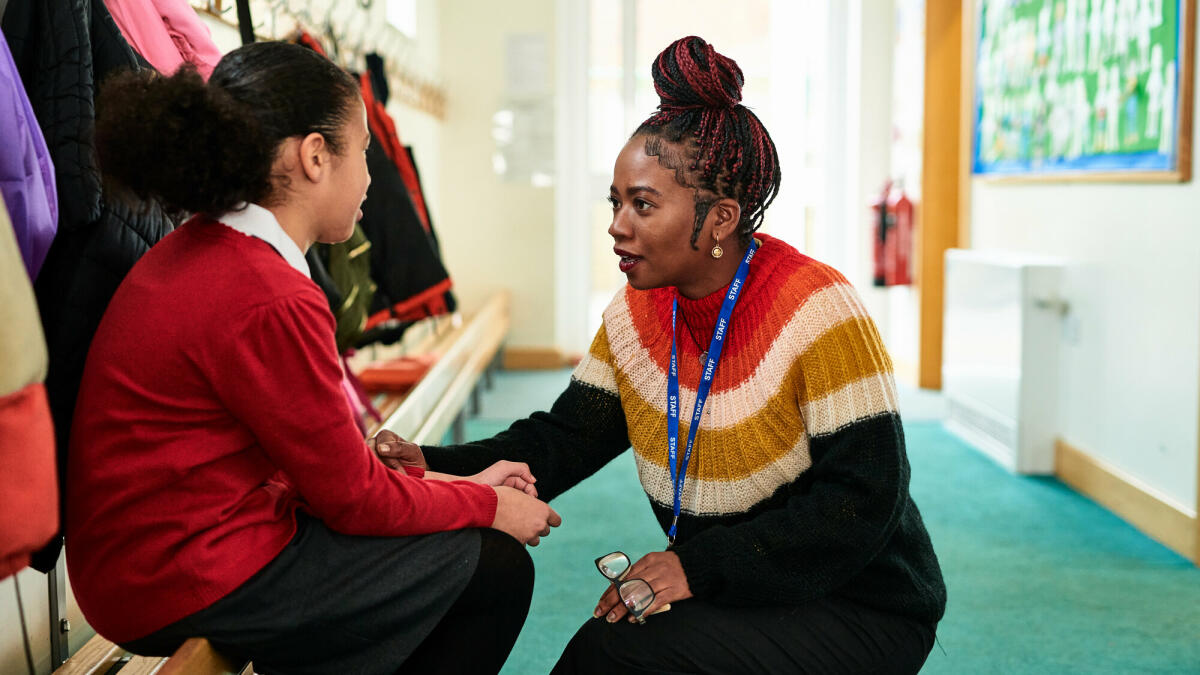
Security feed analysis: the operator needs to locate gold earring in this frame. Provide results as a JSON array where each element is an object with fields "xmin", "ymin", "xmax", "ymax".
[{"xmin": 711, "ymin": 240, "xmax": 724, "ymax": 259}]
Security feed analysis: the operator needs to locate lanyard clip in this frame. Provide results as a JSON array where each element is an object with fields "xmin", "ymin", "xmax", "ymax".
[{"xmin": 667, "ymin": 515, "xmax": 679, "ymax": 547}]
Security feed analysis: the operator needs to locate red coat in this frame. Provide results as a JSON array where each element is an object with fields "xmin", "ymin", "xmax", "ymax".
[{"xmin": 0, "ymin": 199, "xmax": 57, "ymax": 581}]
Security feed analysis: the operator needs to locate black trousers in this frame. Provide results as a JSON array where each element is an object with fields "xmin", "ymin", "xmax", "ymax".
[
  {"xmin": 122, "ymin": 516, "xmax": 533, "ymax": 675},
  {"xmin": 551, "ymin": 595, "xmax": 935, "ymax": 675}
]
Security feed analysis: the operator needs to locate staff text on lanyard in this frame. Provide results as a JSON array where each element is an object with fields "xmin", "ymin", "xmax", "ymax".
[{"xmin": 666, "ymin": 240, "xmax": 758, "ymax": 546}]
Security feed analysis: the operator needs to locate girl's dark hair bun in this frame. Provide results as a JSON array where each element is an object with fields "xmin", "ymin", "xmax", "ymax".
[
  {"xmin": 651, "ymin": 36, "xmax": 744, "ymax": 111},
  {"xmin": 95, "ymin": 42, "xmax": 361, "ymax": 216},
  {"xmin": 95, "ymin": 66, "xmax": 271, "ymax": 215}
]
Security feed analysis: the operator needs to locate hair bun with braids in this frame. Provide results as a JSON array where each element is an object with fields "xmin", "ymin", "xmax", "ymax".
[
  {"xmin": 635, "ymin": 36, "xmax": 780, "ymax": 249},
  {"xmin": 652, "ymin": 36, "xmax": 744, "ymax": 112}
]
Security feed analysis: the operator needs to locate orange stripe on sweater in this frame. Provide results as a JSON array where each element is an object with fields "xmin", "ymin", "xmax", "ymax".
[{"xmin": 619, "ymin": 241, "xmax": 853, "ymax": 394}]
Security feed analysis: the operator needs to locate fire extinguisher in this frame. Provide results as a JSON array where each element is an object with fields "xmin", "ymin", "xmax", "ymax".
[
  {"xmin": 870, "ymin": 180, "xmax": 915, "ymax": 287},
  {"xmin": 871, "ymin": 181, "xmax": 892, "ymax": 287},
  {"xmin": 887, "ymin": 185, "xmax": 913, "ymax": 286}
]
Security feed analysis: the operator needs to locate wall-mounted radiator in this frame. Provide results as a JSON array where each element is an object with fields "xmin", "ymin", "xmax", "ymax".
[{"xmin": 942, "ymin": 249, "xmax": 1066, "ymax": 474}]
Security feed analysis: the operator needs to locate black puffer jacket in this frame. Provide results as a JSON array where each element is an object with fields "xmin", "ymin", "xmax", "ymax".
[{"xmin": 2, "ymin": 0, "xmax": 176, "ymax": 570}]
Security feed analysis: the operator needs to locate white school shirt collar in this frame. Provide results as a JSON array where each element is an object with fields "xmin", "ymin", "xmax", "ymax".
[{"xmin": 217, "ymin": 203, "xmax": 311, "ymax": 279}]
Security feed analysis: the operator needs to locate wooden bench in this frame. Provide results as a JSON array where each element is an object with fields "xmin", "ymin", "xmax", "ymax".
[
  {"xmin": 360, "ymin": 291, "xmax": 511, "ymax": 443},
  {"xmin": 54, "ymin": 635, "xmax": 246, "ymax": 675}
]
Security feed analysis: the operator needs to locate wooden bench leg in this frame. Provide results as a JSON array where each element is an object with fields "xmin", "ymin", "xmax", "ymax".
[{"xmin": 158, "ymin": 637, "xmax": 245, "ymax": 675}]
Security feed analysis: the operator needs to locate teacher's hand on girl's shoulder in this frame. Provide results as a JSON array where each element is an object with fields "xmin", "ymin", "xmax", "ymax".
[
  {"xmin": 594, "ymin": 551, "xmax": 693, "ymax": 623},
  {"xmin": 472, "ymin": 460, "xmax": 538, "ymax": 497},
  {"xmin": 369, "ymin": 430, "xmax": 428, "ymax": 471},
  {"xmin": 491, "ymin": 486, "xmax": 562, "ymax": 547}
]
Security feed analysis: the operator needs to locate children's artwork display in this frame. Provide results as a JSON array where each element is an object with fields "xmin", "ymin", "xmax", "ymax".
[{"xmin": 972, "ymin": 0, "xmax": 1194, "ymax": 180}]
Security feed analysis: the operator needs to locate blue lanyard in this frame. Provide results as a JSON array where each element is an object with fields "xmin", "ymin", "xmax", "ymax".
[{"xmin": 666, "ymin": 240, "xmax": 758, "ymax": 545}]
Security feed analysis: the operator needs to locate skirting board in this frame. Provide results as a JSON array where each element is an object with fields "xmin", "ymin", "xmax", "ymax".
[
  {"xmin": 502, "ymin": 347, "xmax": 576, "ymax": 370},
  {"xmin": 1055, "ymin": 439, "xmax": 1197, "ymax": 564}
]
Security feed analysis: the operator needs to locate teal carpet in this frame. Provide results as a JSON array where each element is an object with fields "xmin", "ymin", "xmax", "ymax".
[{"xmin": 447, "ymin": 370, "xmax": 1200, "ymax": 674}]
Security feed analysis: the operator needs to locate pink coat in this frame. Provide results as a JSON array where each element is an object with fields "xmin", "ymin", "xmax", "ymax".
[{"xmin": 105, "ymin": 0, "xmax": 223, "ymax": 79}]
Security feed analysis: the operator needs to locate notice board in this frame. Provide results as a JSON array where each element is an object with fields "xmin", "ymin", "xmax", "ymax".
[{"xmin": 972, "ymin": 0, "xmax": 1194, "ymax": 180}]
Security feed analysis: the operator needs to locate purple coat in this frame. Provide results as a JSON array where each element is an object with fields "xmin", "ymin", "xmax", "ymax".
[{"xmin": 0, "ymin": 30, "xmax": 57, "ymax": 280}]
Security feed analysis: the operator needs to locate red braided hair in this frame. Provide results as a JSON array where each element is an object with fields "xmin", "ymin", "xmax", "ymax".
[{"xmin": 634, "ymin": 36, "xmax": 781, "ymax": 248}]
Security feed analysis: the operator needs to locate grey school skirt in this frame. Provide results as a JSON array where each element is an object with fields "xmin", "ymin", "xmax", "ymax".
[{"xmin": 121, "ymin": 512, "xmax": 481, "ymax": 675}]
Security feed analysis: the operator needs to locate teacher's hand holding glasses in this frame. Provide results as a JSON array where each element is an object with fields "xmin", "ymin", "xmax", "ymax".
[{"xmin": 592, "ymin": 551, "xmax": 690, "ymax": 624}]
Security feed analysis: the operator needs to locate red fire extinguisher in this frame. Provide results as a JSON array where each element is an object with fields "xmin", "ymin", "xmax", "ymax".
[
  {"xmin": 870, "ymin": 181, "xmax": 914, "ymax": 287},
  {"xmin": 886, "ymin": 186, "xmax": 913, "ymax": 286}
]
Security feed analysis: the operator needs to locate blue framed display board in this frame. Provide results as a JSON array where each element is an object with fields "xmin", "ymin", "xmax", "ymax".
[{"xmin": 972, "ymin": 0, "xmax": 1195, "ymax": 181}]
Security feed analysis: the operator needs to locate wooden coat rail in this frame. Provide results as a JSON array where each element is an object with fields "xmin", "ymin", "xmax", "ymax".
[
  {"xmin": 370, "ymin": 292, "xmax": 510, "ymax": 444},
  {"xmin": 189, "ymin": 0, "xmax": 446, "ymax": 119}
]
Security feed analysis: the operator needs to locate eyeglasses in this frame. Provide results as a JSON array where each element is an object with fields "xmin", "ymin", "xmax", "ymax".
[{"xmin": 594, "ymin": 551, "xmax": 669, "ymax": 624}]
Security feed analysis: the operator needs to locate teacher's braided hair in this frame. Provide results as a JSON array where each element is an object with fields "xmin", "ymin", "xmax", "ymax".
[{"xmin": 633, "ymin": 36, "xmax": 781, "ymax": 248}]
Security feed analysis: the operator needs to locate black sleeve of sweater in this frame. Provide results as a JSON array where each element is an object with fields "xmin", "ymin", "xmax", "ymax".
[
  {"xmin": 672, "ymin": 411, "xmax": 909, "ymax": 606},
  {"xmin": 421, "ymin": 378, "xmax": 632, "ymax": 502}
]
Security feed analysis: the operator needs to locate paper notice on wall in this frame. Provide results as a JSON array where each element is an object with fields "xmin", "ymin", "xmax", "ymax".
[
  {"xmin": 505, "ymin": 34, "xmax": 549, "ymax": 98},
  {"xmin": 494, "ymin": 33, "xmax": 554, "ymax": 186}
]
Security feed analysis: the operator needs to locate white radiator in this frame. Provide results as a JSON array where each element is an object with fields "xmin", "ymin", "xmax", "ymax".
[{"xmin": 942, "ymin": 249, "xmax": 1065, "ymax": 474}]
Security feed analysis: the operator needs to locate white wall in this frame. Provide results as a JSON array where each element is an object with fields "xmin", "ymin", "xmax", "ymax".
[
  {"xmin": 880, "ymin": 0, "xmax": 925, "ymax": 384},
  {"xmin": 436, "ymin": 0, "xmax": 558, "ymax": 348},
  {"xmin": 389, "ymin": 1, "xmax": 443, "ymax": 240},
  {"xmin": 818, "ymin": 0, "xmax": 926, "ymax": 386},
  {"xmin": 966, "ymin": 13, "xmax": 1200, "ymax": 514},
  {"xmin": 553, "ymin": 0, "xmax": 591, "ymax": 356},
  {"xmin": 847, "ymin": 0, "xmax": 909, "ymax": 363}
]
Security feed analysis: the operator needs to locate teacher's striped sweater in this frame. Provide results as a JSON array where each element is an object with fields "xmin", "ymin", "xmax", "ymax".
[{"xmin": 424, "ymin": 233, "xmax": 946, "ymax": 625}]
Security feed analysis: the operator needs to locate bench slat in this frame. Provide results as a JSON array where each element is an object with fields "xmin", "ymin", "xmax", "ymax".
[
  {"xmin": 53, "ymin": 635, "xmax": 243, "ymax": 675},
  {"xmin": 410, "ymin": 300, "xmax": 510, "ymax": 444},
  {"xmin": 117, "ymin": 655, "xmax": 169, "ymax": 674},
  {"xmin": 384, "ymin": 292, "xmax": 510, "ymax": 444},
  {"xmin": 53, "ymin": 635, "xmax": 122, "ymax": 675}
]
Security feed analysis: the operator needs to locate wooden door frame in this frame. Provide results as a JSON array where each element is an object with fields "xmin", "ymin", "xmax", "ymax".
[{"xmin": 917, "ymin": 0, "xmax": 968, "ymax": 389}]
